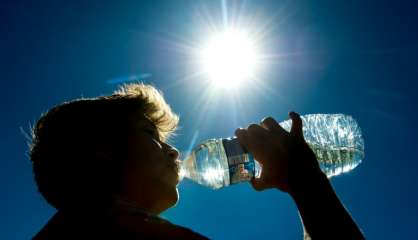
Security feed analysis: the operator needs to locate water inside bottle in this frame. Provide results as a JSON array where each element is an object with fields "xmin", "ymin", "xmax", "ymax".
[
  {"xmin": 180, "ymin": 114, "xmax": 365, "ymax": 189},
  {"xmin": 180, "ymin": 139, "xmax": 230, "ymax": 189},
  {"xmin": 309, "ymin": 144, "xmax": 364, "ymax": 177}
]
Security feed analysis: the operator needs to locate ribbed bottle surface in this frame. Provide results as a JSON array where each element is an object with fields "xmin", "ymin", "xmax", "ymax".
[{"xmin": 180, "ymin": 114, "xmax": 364, "ymax": 189}]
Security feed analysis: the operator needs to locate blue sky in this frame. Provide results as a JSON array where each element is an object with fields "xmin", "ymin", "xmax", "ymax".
[{"xmin": 1, "ymin": 0, "xmax": 417, "ymax": 239}]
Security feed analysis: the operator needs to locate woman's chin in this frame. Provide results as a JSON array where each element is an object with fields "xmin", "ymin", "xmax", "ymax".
[{"xmin": 168, "ymin": 187, "xmax": 179, "ymax": 207}]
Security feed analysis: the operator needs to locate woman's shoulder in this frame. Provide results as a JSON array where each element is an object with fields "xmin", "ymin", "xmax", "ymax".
[{"xmin": 33, "ymin": 209, "xmax": 209, "ymax": 240}]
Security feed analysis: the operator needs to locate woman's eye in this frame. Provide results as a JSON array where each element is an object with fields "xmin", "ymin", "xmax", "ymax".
[
  {"xmin": 145, "ymin": 129, "xmax": 160, "ymax": 141},
  {"xmin": 146, "ymin": 130, "xmax": 162, "ymax": 148},
  {"xmin": 145, "ymin": 129, "xmax": 156, "ymax": 137}
]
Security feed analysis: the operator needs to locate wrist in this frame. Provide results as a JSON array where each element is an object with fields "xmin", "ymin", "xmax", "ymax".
[{"xmin": 288, "ymin": 168, "xmax": 330, "ymax": 200}]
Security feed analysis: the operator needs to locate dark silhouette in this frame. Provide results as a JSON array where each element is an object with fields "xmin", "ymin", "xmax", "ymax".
[{"xmin": 30, "ymin": 83, "xmax": 364, "ymax": 239}]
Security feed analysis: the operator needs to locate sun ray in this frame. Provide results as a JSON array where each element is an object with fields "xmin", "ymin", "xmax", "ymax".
[{"xmin": 139, "ymin": 0, "xmax": 307, "ymax": 135}]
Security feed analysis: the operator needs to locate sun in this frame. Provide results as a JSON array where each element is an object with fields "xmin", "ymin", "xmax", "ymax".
[{"xmin": 198, "ymin": 28, "xmax": 260, "ymax": 90}]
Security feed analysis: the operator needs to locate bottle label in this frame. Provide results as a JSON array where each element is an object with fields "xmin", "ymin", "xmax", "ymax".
[{"xmin": 222, "ymin": 138, "xmax": 255, "ymax": 185}]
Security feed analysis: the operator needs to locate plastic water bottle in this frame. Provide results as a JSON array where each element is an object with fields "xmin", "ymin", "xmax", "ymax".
[{"xmin": 180, "ymin": 114, "xmax": 365, "ymax": 189}]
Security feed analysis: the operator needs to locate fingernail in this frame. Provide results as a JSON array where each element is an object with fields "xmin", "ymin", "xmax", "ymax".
[
  {"xmin": 235, "ymin": 128, "xmax": 247, "ymax": 136},
  {"xmin": 289, "ymin": 111, "xmax": 299, "ymax": 118}
]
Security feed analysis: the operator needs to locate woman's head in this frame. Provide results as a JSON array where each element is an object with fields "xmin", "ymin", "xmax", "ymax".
[{"xmin": 30, "ymin": 83, "xmax": 179, "ymax": 211}]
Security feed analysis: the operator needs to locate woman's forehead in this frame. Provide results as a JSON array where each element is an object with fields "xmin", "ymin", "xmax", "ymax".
[{"xmin": 131, "ymin": 114, "xmax": 158, "ymax": 131}]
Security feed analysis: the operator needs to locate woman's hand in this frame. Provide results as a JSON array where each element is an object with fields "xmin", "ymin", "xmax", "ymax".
[{"xmin": 235, "ymin": 112, "xmax": 322, "ymax": 194}]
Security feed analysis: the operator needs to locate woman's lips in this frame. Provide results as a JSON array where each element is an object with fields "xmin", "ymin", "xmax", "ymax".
[{"xmin": 168, "ymin": 163, "xmax": 180, "ymax": 183}]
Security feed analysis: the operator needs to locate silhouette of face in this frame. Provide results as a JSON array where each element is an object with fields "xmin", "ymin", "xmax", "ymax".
[{"xmin": 121, "ymin": 115, "xmax": 180, "ymax": 213}]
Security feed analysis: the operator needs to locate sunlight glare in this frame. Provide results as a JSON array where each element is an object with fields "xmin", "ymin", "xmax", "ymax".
[
  {"xmin": 199, "ymin": 28, "xmax": 260, "ymax": 90},
  {"xmin": 202, "ymin": 167, "xmax": 224, "ymax": 184}
]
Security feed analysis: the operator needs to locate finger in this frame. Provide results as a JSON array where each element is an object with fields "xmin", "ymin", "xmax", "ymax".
[
  {"xmin": 250, "ymin": 177, "xmax": 266, "ymax": 191},
  {"xmin": 235, "ymin": 126, "xmax": 266, "ymax": 157},
  {"xmin": 289, "ymin": 111, "xmax": 303, "ymax": 138},
  {"xmin": 260, "ymin": 116, "xmax": 288, "ymax": 136},
  {"xmin": 235, "ymin": 128, "xmax": 250, "ymax": 148},
  {"xmin": 247, "ymin": 123, "xmax": 269, "ymax": 138}
]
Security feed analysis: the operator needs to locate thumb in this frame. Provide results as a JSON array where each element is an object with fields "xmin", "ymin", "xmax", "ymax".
[
  {"xmin": 250, "ymin": 177, "xmax": 266, "ymax": 191},
  {"xmin": 289, "ymin": 111, "xmax": 303, "ymax": 138},
  {"xmin": 235, "ymin": 128, "xmax": 250, "ymax": 149}
]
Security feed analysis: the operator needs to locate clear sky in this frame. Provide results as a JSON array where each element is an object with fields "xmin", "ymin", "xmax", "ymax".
[{"xmin": 1, "ymin": 0, "xmax": 417, "ymax": 239}]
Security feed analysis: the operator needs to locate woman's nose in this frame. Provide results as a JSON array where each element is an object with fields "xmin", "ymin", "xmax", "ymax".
[{"xmin": 167, "ymin": 145, "xmax": 179, "ymax": 160}]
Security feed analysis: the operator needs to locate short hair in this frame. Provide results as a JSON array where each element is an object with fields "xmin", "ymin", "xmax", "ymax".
[{"xmin": 30, "ymin": 83, "xmax": 179, "ymax": 209}]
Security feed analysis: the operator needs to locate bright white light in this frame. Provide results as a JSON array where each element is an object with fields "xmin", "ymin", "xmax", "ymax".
[
  {"xmin": 202, "ymin": 167, "xmax": 224, "ymax": 183},
  {"xmin": 199, "ymin": 28, "xmax": 260, "ymax": 89},
  {"xmin": 178, "ymin": 166, "xmax": 186, "ymax": 180}
]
